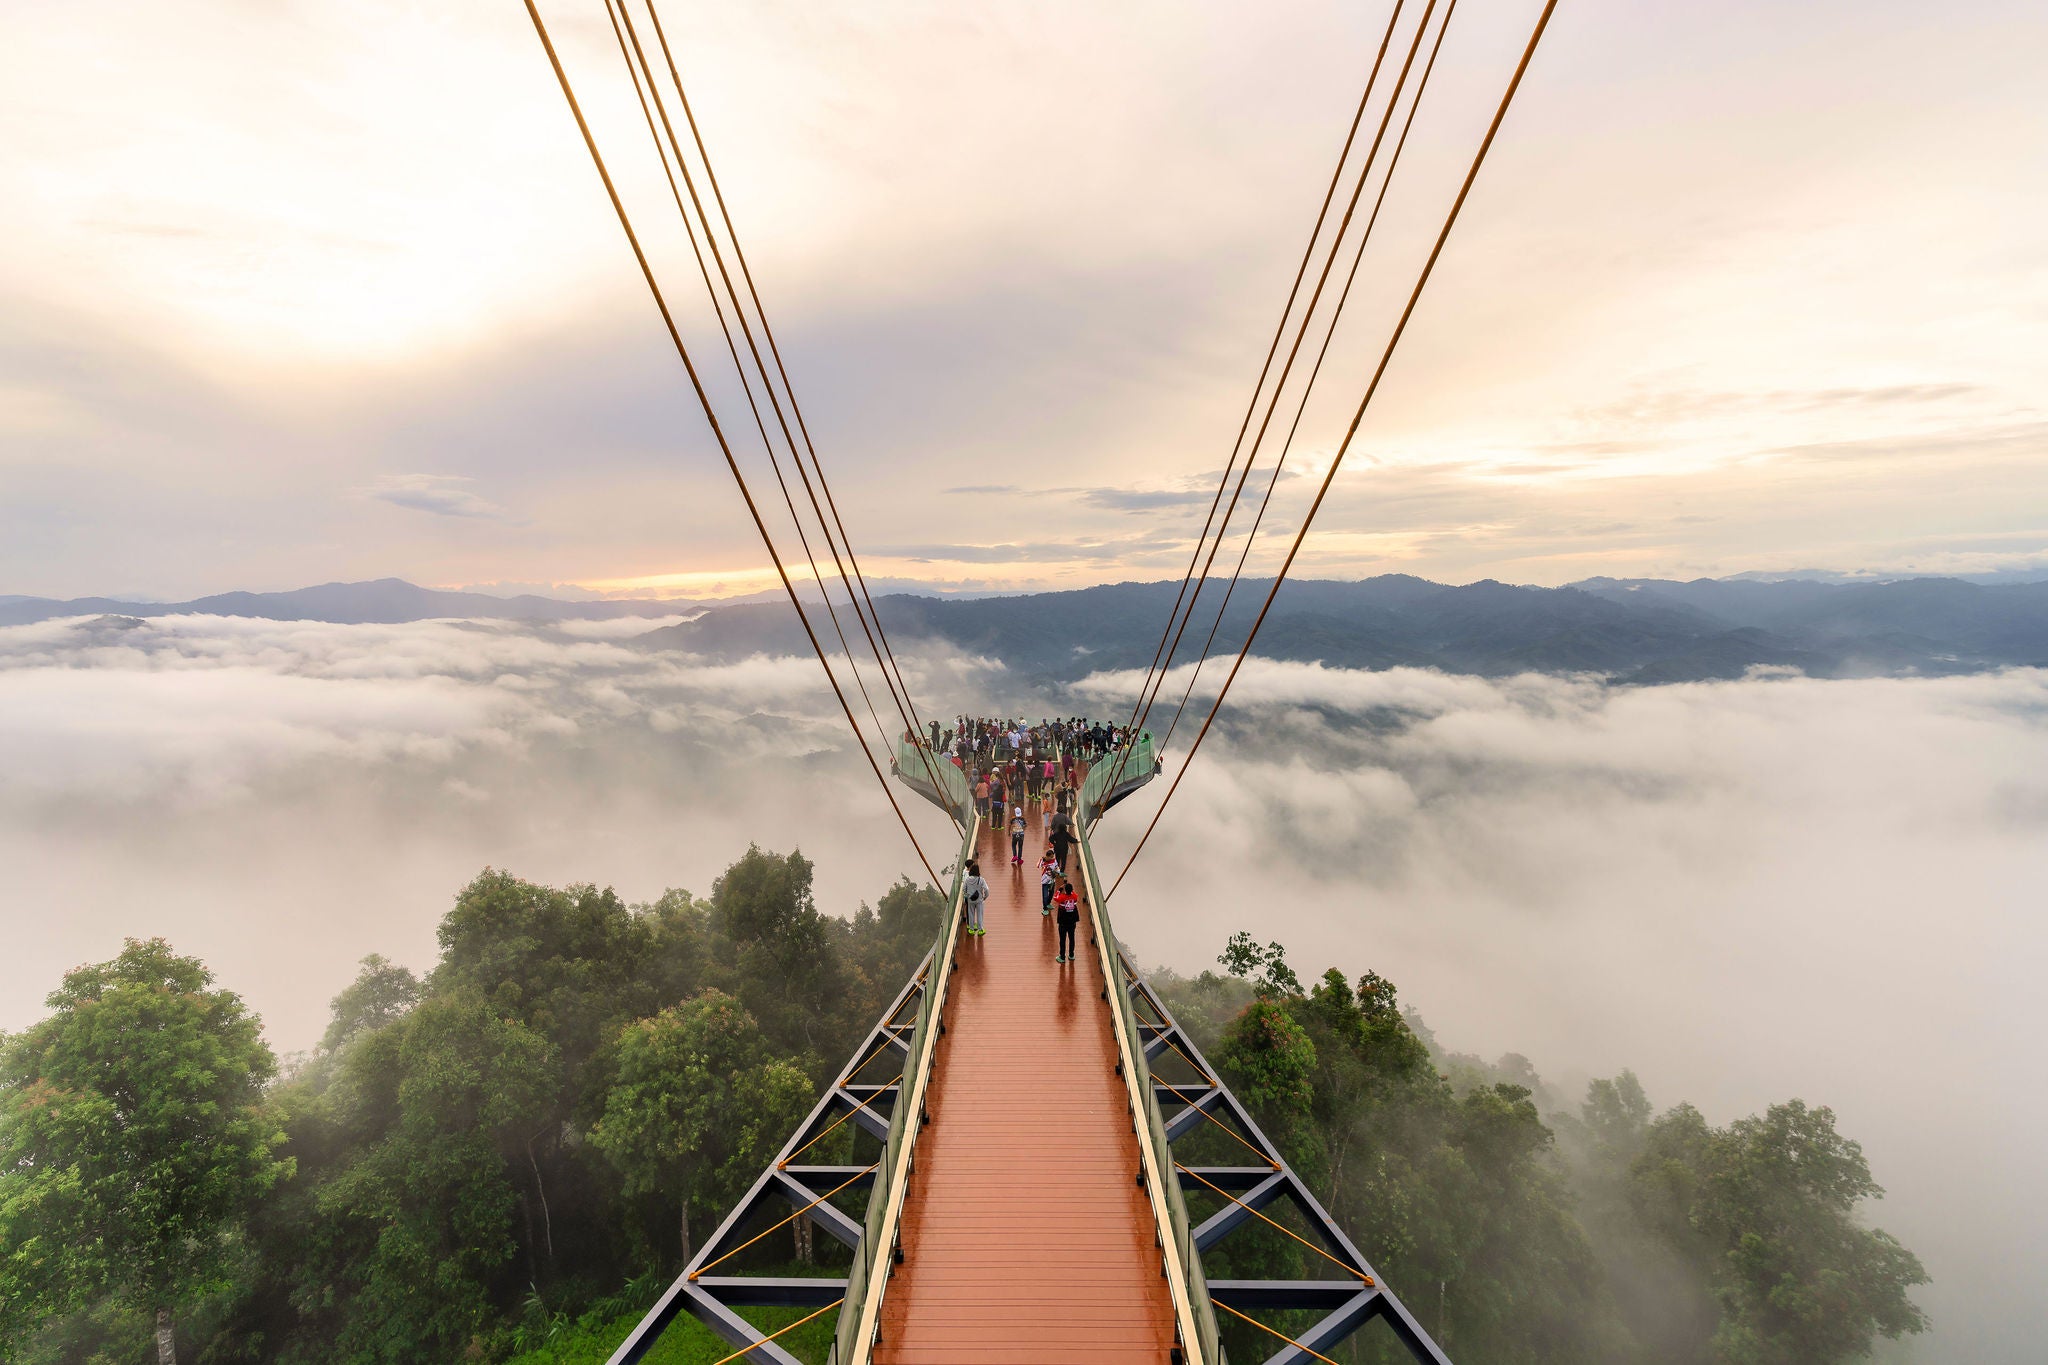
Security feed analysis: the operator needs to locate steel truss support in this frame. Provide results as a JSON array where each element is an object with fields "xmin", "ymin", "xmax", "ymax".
[
  {"xmin": 603, "ymin": 955, "xmax": 934, "ymax": 1365},
  {"xmin": 1116, "ymin": 952, "xmax": 1455, "ymax": 1365}
]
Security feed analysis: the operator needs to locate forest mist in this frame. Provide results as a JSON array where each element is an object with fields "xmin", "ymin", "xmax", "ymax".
[{"xmin": 5, "ymin": 611, "xmax": 2044, "ymax": 1360}]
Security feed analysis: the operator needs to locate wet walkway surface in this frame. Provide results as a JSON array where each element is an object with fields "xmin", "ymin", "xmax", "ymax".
[{"xmin": 874, "ymin": 803, "xmax": 1178, "ymax": 1364}]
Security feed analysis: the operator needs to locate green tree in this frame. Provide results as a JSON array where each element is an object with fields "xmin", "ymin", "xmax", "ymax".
[
  {"xmin": 1194, "ymin": 939, "xmax": 1637, "ymax": 1364},
  {"xmin": 320, "ymin": 954, "xmax": 421, "ymax": 1052},
  {"xmin": 1216, "ymin": 1000, "xmax": 1317, "ymax": 1121},
  {"xmin": 589, "ymin": 992, "xmax": 813, "ymax": 1260},
  {"xmin": 1632, "ymin": 1100, "xmax": 1927, "ymax": 1364},
  {"xmin": 1219, "ymin": 930, "xmax": 1303, "ymax": 999},
  {"xmin": 1550, "ymin": 1073, "xmax": 1711, "ymax": 1361},
  {"xmin": 297, "ymin": 991, "xmax": 555, "ymax": 1363},
  {"xmin": 843, "ymin": 877, "xmax": 946, "ymax": 1021},
  {"xmin": 0, "ymin": 938, "xmax": 291, "ymax": 1365},
  {"xmin": 434, "ymin": 869, "xmax": 655, "ymax": 1087},
  {"xmin": 709, "ymin": 847, "xmax": 849, "ymax": 1069}
]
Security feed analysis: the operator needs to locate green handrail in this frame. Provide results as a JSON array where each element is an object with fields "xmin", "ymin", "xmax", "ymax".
[
  {"xmin": 832, "ymin": 817, "xmax": 976, "ymax": 1364},
  {"xmin": 894, "ymin": 735, "xmax": 971, "ymax": 820},
  {"xmin": 1075, "ymin": 815, "xmax": 1222, "ymax": 1364},
  {"xmin": 1082, "ymin": 729, "xmax": 1158, "ymax": 823}
]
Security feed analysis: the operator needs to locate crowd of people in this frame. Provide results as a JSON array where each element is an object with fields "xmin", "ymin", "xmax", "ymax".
[
  {"xmin": 906, "ymin": 714, "xmax": 1140, "ymax": 813},
  {"xmin": 927, "ymin": 715, "xmax": 1133, "ymax": 767},
  {"xmin": 921, "ymin": 716, "xmax": 1131, "ymax": 967}
]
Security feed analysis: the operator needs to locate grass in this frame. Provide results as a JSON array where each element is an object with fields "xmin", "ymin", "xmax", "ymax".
[{"xmin": 502, "ymin": 1290, "xmax": 838, "ymax": 1365}]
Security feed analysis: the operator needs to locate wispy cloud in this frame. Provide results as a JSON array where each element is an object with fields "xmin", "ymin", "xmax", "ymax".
[
  {"xmin": 364, "ymin": 474, "xmax": 508, "ymax": 520},
  {"xmin": 1079, "ymin": 488, "xmax": 1212, "ymax": 512},
  {"xmin": 880, "ymin": 532, "xmax": 1185, "ymax": 564}
]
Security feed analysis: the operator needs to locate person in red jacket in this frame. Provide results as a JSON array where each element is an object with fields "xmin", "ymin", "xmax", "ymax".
[{"xmin": 1053, "ymin": 880, "xmax": 1081, "ymax": 964}]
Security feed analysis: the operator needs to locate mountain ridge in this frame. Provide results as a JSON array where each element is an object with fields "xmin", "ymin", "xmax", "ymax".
[
  {"xmin": 640, "ymin": 574, "xmax": 2048, "ymax": 682},
  {"xmin": 9, "ymin": 573, "xmax": 2048, "ymax": 682},
  {"xmin": 0, "ymin": 577, "xmax": 696, "ymax": 627}
]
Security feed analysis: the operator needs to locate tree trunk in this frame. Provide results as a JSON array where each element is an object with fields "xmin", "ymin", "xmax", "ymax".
[
  {"xmin": 525, "ymin": 1132, "xmax": 556, "ymax": 1263},
  {"xmin": 155, "ymin": 1308, "xmax": 176, "ymax": 1365},
  {"xmin": 794, "ymin": 1211, "xmax": 815, "ymax": 1265},
  {"xmin": 519, "ymin": 1190, "xmax": 538, "ymax": 1284},
  {"xmin": 680, "ymin": 1200, "xmax": 692, "ymax": 1263}
]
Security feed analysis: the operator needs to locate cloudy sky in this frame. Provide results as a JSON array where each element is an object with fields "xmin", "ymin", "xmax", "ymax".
[
  {"xmin": 4, "ymin": 0, "xmax": 2045, "ymax": 600},
  {"xmin": 7, "ymin": 9, "xmax": 2047, "ymax": 1358}
]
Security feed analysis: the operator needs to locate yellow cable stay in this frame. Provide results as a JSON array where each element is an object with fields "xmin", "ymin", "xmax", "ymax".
[
  {"xmin": 705, "ymin": 1297, "xmax": 843, "ymax": 1365},
  {"xmin": 692, "ymin": 1164, "xmax": 878, "ymax": 1279},
  {"xmin": 1177, "ymin": 1162, "xmax": 1372, "ymax": 1284},
  {"xmin": 1213, "ymin": 1298, "xmax": 1346, "ymax": 1365}
]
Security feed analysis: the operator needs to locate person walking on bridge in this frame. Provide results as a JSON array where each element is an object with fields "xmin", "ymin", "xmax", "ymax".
[
  {"xmin": 1009, "ymin": 805, "xmax": 1027, "ymax": 865},
  {"xmin": 1053, "ymin": 879, "xmax": 1080, "ymax": 964},
  {"xmin": 963, "ymin": 859, "xmax": 988, "ymax": 936},
  {"xmin": 1049, "ymin": 811, "xmax": 1075, "ymax": 875}
]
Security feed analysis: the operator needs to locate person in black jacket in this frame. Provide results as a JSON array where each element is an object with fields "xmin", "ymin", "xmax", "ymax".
[{"xmin": 1048, "ymin": 813, "xmax": 1075, "ymax": 874}]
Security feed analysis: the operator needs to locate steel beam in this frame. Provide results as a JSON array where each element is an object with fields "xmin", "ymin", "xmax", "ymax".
[
  {"xmin": 1191, "ymin": 1171, "xmax": 1288, "ymax": 1250},
  {"xmin": 1258, "ymin": 1288, "xmax": 1381, "ymax": 1365},
  {"xmin": 773, "ymin": 1171, "xmax": 864, "ymax": 1248},
  {"xmin": 691, "ymin": 1276, "xmax": 848, "ymax": 1307},
  {"xmin": 679, "ymin": 1284, "xmax": 807, "ymax": 1365},
  {"xmin": 1209, "ymin": 1280, "xmax": 1374, "ymax": 1311}
]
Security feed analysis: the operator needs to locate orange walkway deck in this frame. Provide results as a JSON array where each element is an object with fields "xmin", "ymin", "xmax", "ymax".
[{"xmin": 874, "ymin": 804, "xmax": 1178, "ymax": 1364}]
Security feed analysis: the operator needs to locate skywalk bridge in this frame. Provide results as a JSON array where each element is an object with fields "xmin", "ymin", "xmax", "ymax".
[{"xmin": 605, "ymin": 734, "xmax": 1453, "ymax": 1365}]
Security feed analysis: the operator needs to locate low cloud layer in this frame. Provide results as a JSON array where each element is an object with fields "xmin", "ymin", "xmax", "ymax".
[
  {"xmin": 1083, "ymin": 660, "xmax": 2048, "ymax": 1365},
  {"xmin": 3, "ymin": 615, "xmax": 2042, "ymax": 1360}
]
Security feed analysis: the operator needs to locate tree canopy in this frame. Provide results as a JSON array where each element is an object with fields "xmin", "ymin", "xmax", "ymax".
[
  {"xmin": 1, "ymin": 868, "xmax": 1926, "ymax": 1365},
  {"xmin": 0, "ymin": 938, "xmax": 291, "ymax": 1363},
  {"xmin": 1161, "ymin": 935, "xmax": 1929, "ymax": 1365}
]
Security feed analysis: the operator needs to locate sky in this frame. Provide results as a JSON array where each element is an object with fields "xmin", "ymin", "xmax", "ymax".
[
  {"xmin": 4, "ymin": 613, "xmax": 2044, "ymax": 1360},
  {"xmin": 4, "ymin": 0, "xmax": 2046, "ymax": 601}
]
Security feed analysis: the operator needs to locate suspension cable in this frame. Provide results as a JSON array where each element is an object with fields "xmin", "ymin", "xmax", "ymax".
[
  {"xmin": 521, "ymin": 0, "xmax": 943, "ymax": 884},
  {"xmin": 1111, "ymin": 0, "xmax": 1561, "ymax": 896},
  {"xmin": 1156, "ymin": 0, "xmax": 1461, "ymax": 757},
  {"xmin": 606, "ymin": 1, "xmax": 959, "ymax": 821},
  {"xmin": 1110, "ymin": 0, "xmax": 1443, "ymax": 801},
  {"xmin": 642, "ymin": 2, "xmax": 940, "ymax": 758},
  {"xmin": 602, "ymin": 2, "xmax": 896, "ymax": 770},
  {"xmin": 704, "ymin": 1300, "xmax": 844, "ymax": 1365},
  {"xmin": 625, "ymin": 1, "xmax": 958, "ymax": 811},
  {"xmin": 1097, "ymin": 0, "xmax": 1412, "ymax": 798}
]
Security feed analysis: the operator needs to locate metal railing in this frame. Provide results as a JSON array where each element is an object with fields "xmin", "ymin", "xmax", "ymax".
[
  {"xmin": 1081, "ymin": 729, "xmax": 1159, "ymax": 825},
  {"xmin": 892, "ymin": 734, "xmax": 971, "ymax": 820},
  {"xmin": 1074, "ymin": 813, "xmax": 1223, "ymax": 1364},
  {"xmin": 833, "ymin": 815, "xmax": 978, "ymax": 1364}
]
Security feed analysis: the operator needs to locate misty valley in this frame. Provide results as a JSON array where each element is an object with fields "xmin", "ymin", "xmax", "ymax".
[
  {"xmin": 6, "ymin": 594, "xmax": 2039, "ymax": 1363},
  {"xmin": 3, "ymin": 851, "xmax": 1925, "ymax": 1365}
]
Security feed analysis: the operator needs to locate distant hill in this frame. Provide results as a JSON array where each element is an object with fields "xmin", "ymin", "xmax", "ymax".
[
  {"xmin": 0, "ymin": 578, "xmax": 693, "ymax": 627},
  {"xmin": 641, "ymin": 574, "xmax": 2048, "ymax": 683},
  {"xmin": 11, "ymin": 573, "xmax": 2048, "ymax": 683}
]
